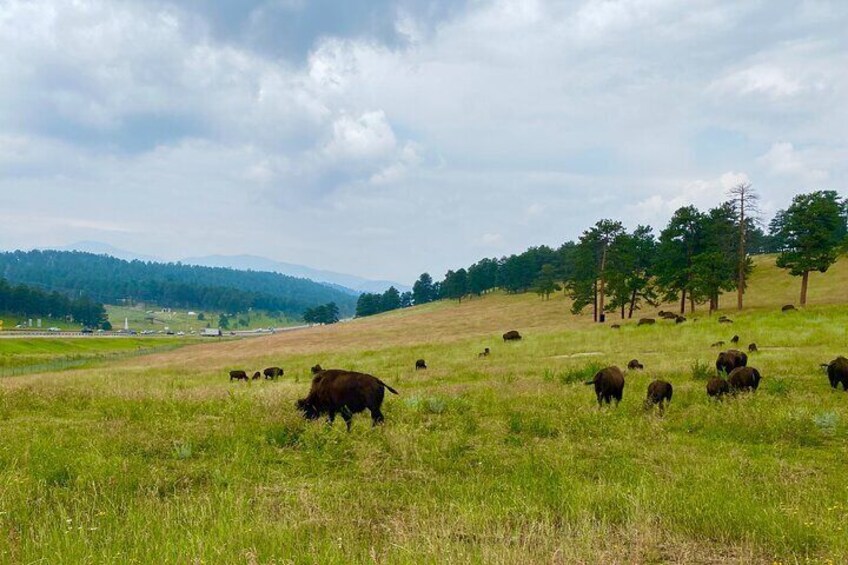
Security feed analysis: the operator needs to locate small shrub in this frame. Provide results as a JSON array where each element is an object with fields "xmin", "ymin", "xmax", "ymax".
[
  {"xmin": 690, "ymin": 360, "xmax": 712, "ymax": 381},
  {"xmin": 764, "ymin": 378, "xmax": 790, "ymax": 396},
  {"xmin": 172, "ymin": 442, "xmax": 193, "ymax": 460},
  {"xmin": 814, "ymin": 411, "xmax": 839, "ymax": 435},
  {"xmin": 560, "ymin": 362, "xmax": 605, "ymax": 385}
]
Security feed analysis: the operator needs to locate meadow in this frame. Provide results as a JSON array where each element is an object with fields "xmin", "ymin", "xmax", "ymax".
[
  {"xmin": 105, "ymin": 305, "xmax": 298, "ymax": 333},
  {"xmin": 0, "ymin": 256, "xmax": 846, "ymax": 563}
]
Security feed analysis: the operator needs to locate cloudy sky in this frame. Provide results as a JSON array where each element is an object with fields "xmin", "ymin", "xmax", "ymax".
[{"xmin": 1, "ymin": 0, "xmax": 846, "ymax": 283}]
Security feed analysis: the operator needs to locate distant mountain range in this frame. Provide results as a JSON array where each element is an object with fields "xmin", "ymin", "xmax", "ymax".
[{"xmin": 49, "ymin": 242, "xmax": 410, "ymax": 294}]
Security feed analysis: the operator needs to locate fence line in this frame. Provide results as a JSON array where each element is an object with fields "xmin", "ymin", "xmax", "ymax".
[{"xmin": 0, "ymin": 344, "xmax": 183, "ymax": 379}]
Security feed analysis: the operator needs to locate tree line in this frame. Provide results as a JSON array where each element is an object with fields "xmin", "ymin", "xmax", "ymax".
[
  {"xmin": 0, "ymin": 278, "xmax": 108, "ymax": 328},
  {"xmin": 356, "ymin": 188, "xmax": 846, "ymax": 319},
  {"xmin": 0, "ymin": 251, "xmax": 357, "ymax": 319},
  {"xmin": 355, "ymin": 287, "xmax": 413, "ymax": 318},
  {"xmin": 303, "ymin": 302, "xmax": 341, "ymax": 325}
]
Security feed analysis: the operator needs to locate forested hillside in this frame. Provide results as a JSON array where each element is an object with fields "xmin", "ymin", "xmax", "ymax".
[
  {"xmin": 0, "ymin": 278, "xmax": 107, "ymax": 327},
  {"xmin": 0, "ymin": 251, "xmax": 357, "ymax": 318}
]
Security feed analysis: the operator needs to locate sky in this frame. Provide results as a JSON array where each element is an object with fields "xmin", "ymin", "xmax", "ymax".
[{"xmin": 1, "ymin": 0, "xmax": 846, "ymax": 284}]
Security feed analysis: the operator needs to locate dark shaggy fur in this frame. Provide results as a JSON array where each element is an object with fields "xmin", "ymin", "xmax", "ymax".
[
  {"xmin": 645, "ymin": 380, "xmax": 673, "ymax": 411},
  {"xmin": 730, "ymin": 335, "xmax": 740, "ymax": 344},
  {"xmin": 229, "ymin": 370, "xmax": 249, "ymax": 382},
  {"xmin": 296, "ymin": 370, "xmax": 399, "ymax": 431},
  {"xmin": 782, "ymin": 304, "xmax": 796, "ymax": 312},
  {"xmin": 264, "ymin": 367, "xmax": 284, "ymax": 380},
  {"xmin": 728, "ymin": 366, "xmax": 762, "ymax": 392},
  {"xmin": 747, "ymin": 343, "xmax": 758, "ymax": 353},
  {"xmin": 311, "ymin": 364, "xmax": 323, "ymax": 375},
  {"xmin": 627, "ymin": 359, "xmax": 644, "ymax": 370},
  {"xmin": 251, "ymin": 371, "xmax": 261, "ymax": 380},
  {"xmin": 826, "ymin": 356, "xmax": 848, "ymax": 391},
  {"xmin": 716, "ymin": 349, "xmax": 748, "ymax": 375},
  {"xmin": 706, "ymin": 377, "xmax": 730, "ymax": 398},
  {"xmin": 585, "ymin": 366, "xmax": 625, "ymax": 406},
  {"xmin": 503, "ymin": 330, "xmax": 522, "ymax": 341},
  {"xmin": 415, "ymin": 359, "xmax": 427, "ymax": 370}
]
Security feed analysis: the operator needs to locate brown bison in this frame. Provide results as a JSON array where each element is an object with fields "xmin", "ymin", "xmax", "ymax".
[
  {"xmin": 251, "ymin": 371, "xmax": 262, "ymax": 380},
  {"xmin": 296, "ymin": 370, "xmax": 399, "ymax": 431},
  {"xmin": 706, "ymin": 377, "xmax": 730, "ymax": 399},
  {"xmin": 264, "ymin": 367, "xmax": 284, "ymax": 380},
  {"xmin": 645, "ymin": 380, "xmax": 673, "ymax": 411},
  {"xmin": 415, "ymin": 359, "xmax": 427, "ymax": 370},
  {"xmin": 610, "ymin": 324, "xmax": 621, "ymax": 330},
  {"xmin": 747, "ymin": 343, "xmax": 758, "ymax": 353},
  {"xmin": 728, "ymin": 366, "xmax": 762, "ymax": 392},
  {"xmin": 229, "ymin": 370, "xmax": 250, "ymax": 382},
  {"xmin": 637, "ymin": 318, "xmax": 656, "ymax": 326},
  {"xmin": 311, "ymin": 364, "xmax": 323, "ymax": 375},
  {"xmin": 675, "ymin": 315, "xmax": 686, "ymax": 324},
  {"xmin": 711, "ymin": 340, "xmax": 725, "ymax": 348},
  {"xmin": 585, "ymin": 366, "xmax": 625, "ymax": 406},
  {"xmin": 627, "ymin": 359, "xmax": 644, "ymax": 370},
  {"xmin": 503, "ymin": 330, "xmax": 522, "ymax": 341},
  {"xmin": 782, "ymin": 304, "xmax": 796, "ymax": 312},
  {"xmin": 478, "ymin": 348, "xmax": 491, "ymax": 358},
  {"xmin": 826, "ymin": 356, "xmax": 848, "ymax": 391},
  {"xmin": 730, "ymin": 335, "xmax": 740, "ymax": 344},
  {"xmin": 716, "ymin": 350, "xmax": 748, "ymax": 375},
  {"xmin": 658, "ymin": 311, "xmax": 677, "ymax": 320},
  {"xmin": 718, "ymin": 316, "xmax": 733, "ymax": 324}
]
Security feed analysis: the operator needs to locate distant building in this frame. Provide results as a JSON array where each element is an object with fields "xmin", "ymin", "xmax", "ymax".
[{"xmin": 202, "ymin": 328, "xmax": 222, "ymax": 337}]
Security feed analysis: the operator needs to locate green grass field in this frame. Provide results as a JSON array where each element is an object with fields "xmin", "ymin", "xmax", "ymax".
[
  {"xmin": 0, "ymin": 256, "xmax": 847, "ymax": 563},
  {"xmin": 105, "ymin": 305, "xmax": 299, "ymax": 334}
]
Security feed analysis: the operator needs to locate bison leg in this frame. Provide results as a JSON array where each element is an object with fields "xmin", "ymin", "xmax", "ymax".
[
  {"xmin": 340, "ymin": 406, "xmax": 354, "ymax": 432},
  {"xmin": 371, "ymin": 408, "xmax": 385, "ymax": 426},
  {"xmin": 327, "ymin": 410, "xmax": 336, "ymax": 426}
]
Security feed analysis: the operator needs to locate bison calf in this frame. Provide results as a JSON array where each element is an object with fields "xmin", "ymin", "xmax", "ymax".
[
  {"xmin": 645, "ymin": 380, "xmax": 673, "ymax": 411},
  {"xmin": 728, "ymin": 366, "xmax": 762, "ymax": 393},
  {"xmin": 503, "ymin": 330, "xmax": 522, "ymax": 341},
  {"xmin": 585, "ymin": 366, "xmax": 625, "ymax": 407},
  {"xmin": 296, "ymin": 370, "xmax": 399, "ymax": 431},
  {"xmin": 637, "ymin": 318, "xmax": 656, "ymax": 326},
  {"xmin": 716, "ymin": 350, "xmax": 748, "ymax": 376},
  {"xmin": 706, "ymin": 377, "xmax": 730, "ymax": 399},
  {"xmin": 478, "ymin": 348, "xmax": 491, "ymax": 358},
  {"xmin": 415, "ymin": 359, "xmax": 427, "ymax": 370},
  {"xmin": 747, "ymin": 343, "xmax": 758, "ymax": 353},
  {"xmin": 627, "ymin": 359, "xmax": 644, "ymax": 370},
  {"xmin": 826, "ymin": 356, "xmax": 848, "ymax": 391}
]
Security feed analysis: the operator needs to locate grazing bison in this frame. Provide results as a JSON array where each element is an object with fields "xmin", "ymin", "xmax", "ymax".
[
  {"xmin": 627, "ymin": 359, "xmax": 644, "ymax": 370},
  {"xmin": 645, "ymin": 380, "xmax": 673, "ymax": 411},
  {"xmin": 637, "ymin": 318, "xmax": 656, "ymax": 326},
  {"xmin": 728, "ymin": 366, "xmax": 762, "ymax": 392},
  {"xmin": 716, "ymin": 350, "xmax": 748, "ymax": 376},
  {"xmin": 478, "ymin": 348, "xmax": 491, "ymax": 358},
  {"xmin": 585, "ymin": 366, "xmax": 625, "ymax": 406},
  {"xmin": 730, "ymin": 335, "xmax": 740, "ymax": 344},
  {"xmin": 719, "ymin": 316, "xmax": 733, "ymax": 324},
  {"xmin": 503, "ymin": 330, "xmax": 522, "ymax": 341},
  {"xmin": 229, "ymin": 370, "xmax": 249, "ymax": 382},
  {"xmin": 706, "ymin": 377, "xmax": 730, "ymax": 399},
  {"xmin": 264, "ymin": 367, "xmax": 284, "ymax": 380},
  {"xmin": 711, "ymin": 341, "xmax": 725, "ymax": 348},
  {"xmin": 296, "ymin": 370, "xmax": 399, "ymax": 431},
  {"xmin": 415, "ymin": 359, "xmax": 427, "ymax": 370},
  {"xmin": 251, "ymin": 371, "xmax": 262, "ymax": 380},
  {"xmin": 748, "ymin": 343, "xmax": 758, "ymax": 353},
  {"xmin": 659, "ymin": 311, "xmax": 678, "ymax": 320},
  {"xmin": 782, "ymin": 304, "xmax": 796, "ymax": 312},
  {"xmin": 610, "ymin": 324, "xmax": 621, "ymax": 329},
  {"xmin": 311, "ymin": 364, "xmax": 323, "ymax": 375},
  {"xmin": 826, "ymin": 356, "xmax": 848, "ymax": 391},
  {"xmin": 675, "ymin": 315, "xmax": 686, "ymax": 324}
]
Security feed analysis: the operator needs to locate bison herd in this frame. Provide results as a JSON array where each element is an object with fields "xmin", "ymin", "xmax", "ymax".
[{"xmin": 226, "ymin": 326, "xmax": 848, "ymax": 430}]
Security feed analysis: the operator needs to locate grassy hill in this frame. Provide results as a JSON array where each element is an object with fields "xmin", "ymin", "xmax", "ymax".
[{"xmin": 0, "ymin": 256, "xmax": 846, "ymax": 562}]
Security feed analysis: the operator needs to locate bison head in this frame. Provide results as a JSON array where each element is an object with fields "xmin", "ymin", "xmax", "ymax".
[{"xmin": 296, "ymin": 398, "xmax": 319, "ymax": 420}]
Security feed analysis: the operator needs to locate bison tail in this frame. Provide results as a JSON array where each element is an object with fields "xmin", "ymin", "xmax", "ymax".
[{"xmin": 379, "ymin": 380, "xmax": 399, "ymax": 395}]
